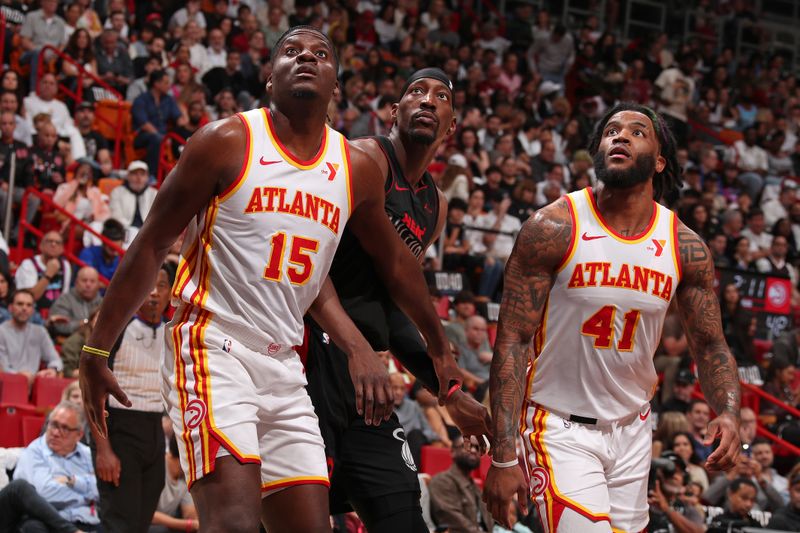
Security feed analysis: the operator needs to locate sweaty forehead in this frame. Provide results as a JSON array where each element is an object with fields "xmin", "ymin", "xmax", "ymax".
[
  {"xmin": 607, "ymin": 110, "xmax": 654, "ymax": 130},
  {"xmin": 280, "ymin": 31, "xmax": 331, "ymax": 52}
]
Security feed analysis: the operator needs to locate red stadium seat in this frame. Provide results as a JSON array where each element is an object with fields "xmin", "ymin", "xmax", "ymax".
[
  {"xmin": 31, "ymin": 376, "xmax": 75, "ymax": 408},
  {"xmin": 0, "ymin": 404, "xmax": 40, "ymax": 448},
  {"xmin": 420, "ymin": 445, "xmax": 451, "ymax": 476},
  {"xmin": 0, "ymin": 372, "xmax": 30, "ymax": 405},
  {"xmin": 753, "ymin": 339, "xmax": 773, "ymax": 364},
  {"xmin": 22, "ymin": 415, "xmax": 46, "ymax": 445}
]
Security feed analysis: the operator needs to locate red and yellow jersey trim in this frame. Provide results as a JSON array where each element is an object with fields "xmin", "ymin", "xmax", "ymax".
[
  {"xmin": 341, "ymin": 136, "xmax": 353, "ymax": 215},
  {"xmin": 671, "ymin": 211, "xmax": 682, "ymax": 282},
  {"xmin": 555, "ymin": 195, "xmax": 579, "ymax": 273},
  {"xmin": 584, "ymin": 188, "xmax": 659, "ymax": 244},
  {"xmin": 263, "ymin": 108, "xmax": 327, "ymax": 170},
  {"xmin": 217, "ymin": 112, "xmax": 254, "ymax": 203},
  {"xmin": 260, "ymin": 476, "xmax": 330, "ymax": 493},
  {"xmin": 528, "ymin": 408, "xmax": 611, "ymax": 529}
]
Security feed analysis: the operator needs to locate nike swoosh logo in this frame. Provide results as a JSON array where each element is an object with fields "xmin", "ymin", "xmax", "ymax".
[
  {"xmin": 639, "ymin": 407, "xmax": 651, "ymax": 421},
  {"xmin": 581, "ymin": 232, "xmax": 607, "ymax": 241},
  {"xmin": 259, "ymin": 157, "xmax": 281, "ymax": 166}
]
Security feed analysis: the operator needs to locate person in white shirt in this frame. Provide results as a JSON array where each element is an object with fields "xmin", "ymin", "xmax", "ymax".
[
  {"xmin": 654, "ymin": 52, "xmax": 697, "ymax": 146},
  {"xmin": 755, "ymin": 235, "xmax": 798, "ymax": 287},
  {"xmin": 726, "ymin": 126, "xmax": 768, "ymax": 200},
  {"xmin": 15, "ymin": 231, "xmax": 73, "ymax": 312},
  {"xmin": 741, "ymin": 208, "xmax": 773, "ymax": 260},
  {"xmin": 23, "ymin": 74, "xmax": 86, "ymax": 160},
  {"xmin": 108, "ymin": 160, "xmax": 158, "ymax": 245},
  {"xmin": 762, "ymin": 182, "xmax": 797, "ymax": 227},
  {"xmin": 201, "ymin": 28, "xmax": 227, "ymax": 77},
  {"xmin": 169, "ymin": 0, "xmax": 206, "ymax": 35}
]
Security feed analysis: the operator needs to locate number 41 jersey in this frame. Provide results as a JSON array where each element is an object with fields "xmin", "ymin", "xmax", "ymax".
[
  {"xmin": 528, "ymin": 187, "xmax": 682, "ymax": 422},
  {"xmin": 172, "ymin": 108, "xmax": 353, "ymax": 350}
]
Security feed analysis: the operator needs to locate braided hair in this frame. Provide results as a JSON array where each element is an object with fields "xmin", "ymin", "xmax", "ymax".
[{"xmin": 587, "ymin": 102, "xmax": 682, "ymax": 202}]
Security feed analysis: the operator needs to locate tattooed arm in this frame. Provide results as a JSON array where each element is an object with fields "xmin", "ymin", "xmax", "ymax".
[
  {"xmin": 675, "ymin": 222, "xmax": 741, "ymax": 471},
  {"xmin": 483, "ymin": 199, "xmax": 573, "ymax": 527}
]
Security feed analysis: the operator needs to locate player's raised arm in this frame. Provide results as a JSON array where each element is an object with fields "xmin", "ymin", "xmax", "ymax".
[
  {"xmin": 675, "ymin": 222, "xmax": 741, "ymax": 471},
  {"xmin": 79, "ymin": 117, "xmax": 246, "ymax": 438},
  {"xmin": 346, "ymin": 143, "xmax": 462, "ymax": 404},
  {"xmin": 483, "ymin": 199, "xmax": 572, "ymax": 528}
]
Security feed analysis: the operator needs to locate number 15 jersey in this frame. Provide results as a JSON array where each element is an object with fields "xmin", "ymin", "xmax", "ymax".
[
  {"xmin": 172, "ymin": 109, "xmax": 353, "ymax": 350},
  {"xmin": 527, "ymin": 188, "xmax": 682, "ymax": 422}
]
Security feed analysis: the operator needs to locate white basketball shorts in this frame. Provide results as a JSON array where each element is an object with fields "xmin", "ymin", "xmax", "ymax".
[
  {"xmin": 521, "ymin": 402, "xmax": 653, "ymax": 532},
  {"xmin": 162, "ymin": 305, "xmax": 329, "ymax": 495}
]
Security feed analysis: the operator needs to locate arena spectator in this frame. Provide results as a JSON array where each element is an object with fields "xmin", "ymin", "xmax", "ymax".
[
  {"xmin": 201, "ymin": 27, "xmax": 227, "ymax": 77},
  {"xmin": 455, "ymin": 315, "xmax": 493, "ymax": 397},
  {"xmin": 654, "ymin": 52, "xmax": 697, "ymax": 146},
  {"xmin": 23, "ymin": 74, "xmax": 86, "ymax": 160},
  {"xmin": 126, "ymin": 54, "xmax": 163, "ymax": 102},
  {"xmin": 73, "ymin": 102, "xmax": 111, "ymax": 171},
  {"xmin": 741, "ymin": 208, "xmax": 772, "ymax": 260},
  {"xmin": 726, "ymin": 126, "xmax": 768, "ymax": 201},
  {"xmin": 751, "ymin": 438, "xmax": 789, "ymax": 503},
  {"xmin": 761, "ymin": 356, "xmax": 798, "ymax": 426},
  {"xmin": 739, "ymin": 406, "xmax": 759, "ymax": 452},
  {"xmin": 0, "ymin": 289, "xmax": 61, "ymax": 383},
  {"xmin": 660, "ymin": 368, "xmax": 696, "ymax": 414},
  {"xmin": 0, "ymin": 110, "xmax": 39, "ymax": 230},
  {"xmin": 47, "ymin": 266, "xmax": 102, "ymax": 337},
  {"xmin": 685, "ymin": 399, "xmax": 714, "ymax": 462},
  {"xmin": 168, "ymin": 0, "xmax": 206, "ymax": 35},
  {"xmin": 647, "ymin": 451, "xmax": 706, "ymax": 532},
  {"xmin": 669, "ymin": 432, "xmax": 710, "ymax": 492},
  {"xmin": 755, "ymin": 234, "xmax": 798, "ymax": 286},
  {"xmin": 444, "ymin": 290, "xmax": 477, "ymax": 347},
  {"xmin": 150, "ymin": 436, "xmax": 199, "ymax": 532},
  {"xmin": 0, "ymin": 478, "xmax": 85, "ymax": 533},
  {"xmin": 771, "ymin": 327, "xmax": 800, "ymax": 366},
  {"xmin": 706, "ymin": 478, "xmax": 763, "ymax": 533},
  {"xmin": 53, "ymin": 158, "xmax": 109, "ymax": 233},
  {"xmin": 0, "ymin": 91, "xmax": 34, "ymax": 146},
  {"xmin": 476, "ymin": 197, "xmax": 522, "ymax": 300},
  {"xmin": 26, "ymin": 120, "xmax": 68, "ymax": 192},
  {"xmin": 529, "ymin": 24, "xmax": 574, "ymax": 88},
  {"xmin": 19, "ymin": 0, "xmax": 67, "ymax": 83},
  {"xmin": 60, "ymin": 308, "xmax": 98, "ymax": 378},
  {"xmin": 15, "ymin": 231, "xmax": 73, "ymax": 310},
  {"xmin": 429, "ymin": 428, "xmax": 493, "ymax": 533},
  {"xmin": 132, "ymin": 70, "xmax": 184, "ymax": 175},
  {"xmin": 109, "ymin": 160, "xmax": 157, "ymax": 241},
  {"xmin": 14, "ymin": 401, "xmax": 99, "ymax": 531},
  {"xmin": 767, "ymin": 471, "xmax": 800, "ymax": 530},
  {"xmin": 762, "ymin": 182, "xmax": 797, "ymax": 227}
]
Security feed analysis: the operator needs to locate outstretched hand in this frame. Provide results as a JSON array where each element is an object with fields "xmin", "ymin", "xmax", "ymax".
[
  {"xmin": 704, "ymin": 413, "xmax": 740, "ymax": 472},
  {"xmin": 348, "ymin": 349, "xmax": 393, "ymax": 426},
  {"xmin": 483, "ymin": 465, "xmax": 528, "ymax": 529},
  {"xmin": 79, "ymin": 354, "xmax": 131, "ymax": 438},
  {"xmin": 446, "ymin": 390, "xmax": 492, "ymax": 454}
]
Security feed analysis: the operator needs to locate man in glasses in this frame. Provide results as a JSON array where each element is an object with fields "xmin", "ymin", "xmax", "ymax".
[
  {"xmin": 15, "ymin": 230, "xmax": 73, "ymax": 311},
  {"xmin": 14, "ymin": 400, "xmax": 101, "ymax": 531}
]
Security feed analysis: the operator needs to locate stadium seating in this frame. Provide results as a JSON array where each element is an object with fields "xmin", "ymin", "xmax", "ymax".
[
  {"xmin": 0, "ymin": 372, "xmax": 30, "ymax": 405},
  {"xmin": 31, "ymin": 376, "xmax": 75, "ymax": 408}
]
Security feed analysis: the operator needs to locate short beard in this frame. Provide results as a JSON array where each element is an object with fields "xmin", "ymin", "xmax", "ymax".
[
  {"xmin": 593, "ymin": 150, "xmax": 655, "ymax": 189},
  {"xmin": 454, "ymin": 455, "xmax": 480, "ymax": 471},
  {"xmin": 407, "ymin": 127, "xmax": 436, "ymax": 145}
]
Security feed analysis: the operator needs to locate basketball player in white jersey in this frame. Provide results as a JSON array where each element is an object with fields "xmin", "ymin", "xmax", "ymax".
[
  {"xmin": 483, "ymin": 103, "xmax": 742, "ymax": 532},
  {"xmin": 79, "ymin": 27, "xmax": 460, "ymax": 532}
]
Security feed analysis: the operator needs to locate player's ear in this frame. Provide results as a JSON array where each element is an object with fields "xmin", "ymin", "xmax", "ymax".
[
  {"xmin": 391, "ymin": 103, "xmax": 399, "ymax": 123},
  {"xmin": 266, "ymin": 74, "xmax": 273, "ymax": 95},
  {"xmin": 332, "ymin": 79, "xmax": 340, "ymax": 100},
  {"xmin": 655, "ymin": 154, "xmax": 666, "ymax": 174},
  {"xmin": 446, "ymin": 116, "xmax": 457, "ymax": 137}
]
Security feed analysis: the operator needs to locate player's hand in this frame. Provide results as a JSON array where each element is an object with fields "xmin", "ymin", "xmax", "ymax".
[
  {"xmin": 483, "ymin": 464, "xmax": 528, "ymax": 528},
  {"xmin": 445, "ymin": 390, "xmax": 492, "ymax": 454},
  {"xmin": 704, "ymin": 412, "xmax": 740, "ymax": 472},
  {"xmin": 79, "ymin": 353, "xmax": 130, "ymax": 439},
  {"xmin": 347, "ymin": 349, "xmax": 393, "ymax": 426},
  {"xmin": 95, "ymin": 446, "xmax": 121, "ymax": 486},
  {"xmin": 431, "ymin": 355, "xmax": 463, "ymax": 406}
]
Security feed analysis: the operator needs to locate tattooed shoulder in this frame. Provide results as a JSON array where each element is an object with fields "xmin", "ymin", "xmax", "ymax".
[
  {"xmin": 676, "ymin": 221, "xmax": 713, "ymax": 286},
  {"xmin": 514, "ymin": 197, "xmax": 574, "ymax": 269}
]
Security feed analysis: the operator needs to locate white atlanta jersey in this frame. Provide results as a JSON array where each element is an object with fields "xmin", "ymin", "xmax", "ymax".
[
  {"xmin": 172, "ymin": 108, "xmax": 353, "ymax": 350},
  {"xmin": 527, "ymin": 187, "xmax": 682, "ymax": 422}
]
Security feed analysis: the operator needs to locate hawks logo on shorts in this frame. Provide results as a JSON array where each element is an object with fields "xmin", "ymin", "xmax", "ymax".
[
  {"xmin": 530, "ymin": 467, "xmax": 550, "ymax": 497},
  {"xmin": 184, "ymin": 399, "xmax": 207, "ymax": 430}
]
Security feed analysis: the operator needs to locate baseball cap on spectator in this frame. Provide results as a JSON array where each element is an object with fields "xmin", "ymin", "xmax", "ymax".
[
  {"xmin": 539, "ymin": 81, "xmax": 562, "ymax": 96},
  {"xmin": 676, "ymin": 369, "xmax": 696, "ymax": 385},
  {"xmin": 101, "ymin": 218, "xmax": 126, "ymax": 242},
  {"xmin": 453, "ymin": 290, "xmax": 476, "ymax": 305},
  {"xmin": 448, "ymin": 153, "xmax": 468, "ymax": 168},
  {"xmin": 76, "ymin": 101, "xmax": 94, "ymax": 111},
  {"xmin": 127, "ymin": 160, "xmax": 148, "ymax": 174}
]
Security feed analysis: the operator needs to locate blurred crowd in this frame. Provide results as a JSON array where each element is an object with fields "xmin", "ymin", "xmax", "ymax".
[{"xmin": 1, "ymin": 0, "xmax": 800, "ymax": 531}]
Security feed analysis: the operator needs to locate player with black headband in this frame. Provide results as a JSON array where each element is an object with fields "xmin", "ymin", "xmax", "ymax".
[
  {"xmin": 80, "ymin": 27, "xmax": 462, "ymax": 532},
  {"xmin": 303, "ymin": 68, "xmax": 492, "ymax": 532},
  {"xmin": 483, "ymin": 103, "xmax": 741, "ymax": 532}
]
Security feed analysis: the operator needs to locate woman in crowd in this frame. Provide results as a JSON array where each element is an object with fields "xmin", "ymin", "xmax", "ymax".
[
  {"xmin": 729, "ymin": 236, "xmax": 755, "ymax": 270},
  {"xmin": 669, "ymin": 431, "xmax": 710, "ymax": 492},
  {"xmin": 53, "ymin": 159, "xmax": 109, "ymax": 239},
  {"xmin": 60, "ymin": 29, "xmax": 97, "ymax": 98},
  {"xmin": 762, "ymin": 356, "xmax": 798, "ymax": 426}
]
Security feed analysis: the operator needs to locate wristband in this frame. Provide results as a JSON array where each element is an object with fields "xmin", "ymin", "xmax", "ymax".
[
  {"xmin": 491, "ymin": 458, "xmax": 519, "ymax": 469},
  {"xmin": 185, "ymin": 519, "xmax": 192, "ymax": 532},
  {"xmin": 82, "ymin": 345, "xmax": 110, "ymax": 358},
  {"xmin": 445, "ymin": 383, "xmax": 461, "ymax": 402}
]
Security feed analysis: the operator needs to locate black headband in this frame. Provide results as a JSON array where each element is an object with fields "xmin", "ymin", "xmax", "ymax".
[{"xmin": 401, "ymin": 68, "xmax": 454, "ymax": 100}]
